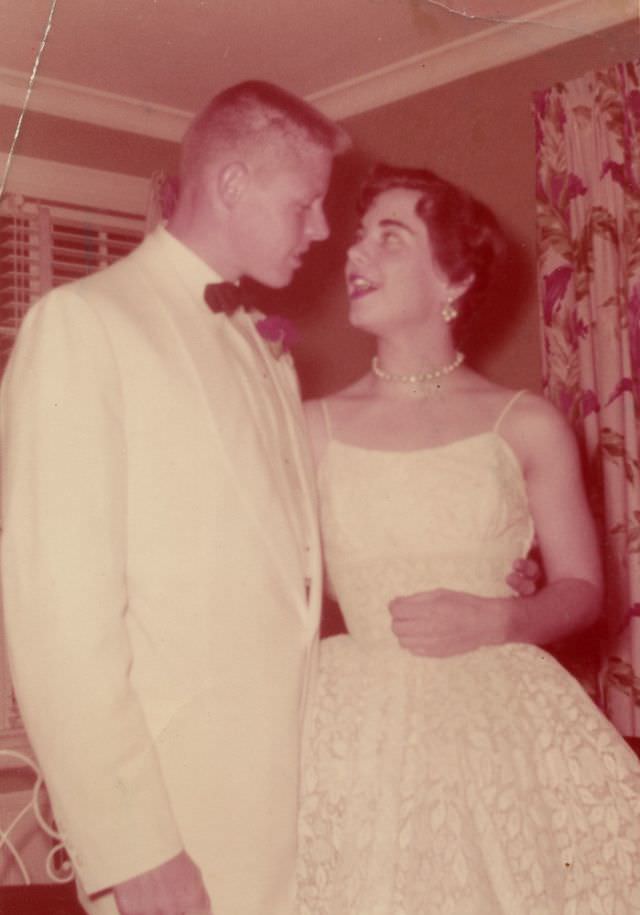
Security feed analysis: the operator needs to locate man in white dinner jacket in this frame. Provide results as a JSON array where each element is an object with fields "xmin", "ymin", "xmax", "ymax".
[{"xmin": 0, "ymin": 81, "xmax": 349, "ymax": 915}]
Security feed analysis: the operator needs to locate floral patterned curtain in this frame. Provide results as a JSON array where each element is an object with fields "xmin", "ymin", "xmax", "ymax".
[{"xmin": 534, "ymin": 60, "xmax": 640, "ymax": 735}]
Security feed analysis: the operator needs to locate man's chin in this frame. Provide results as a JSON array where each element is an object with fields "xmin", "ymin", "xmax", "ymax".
[
  {"xmin": 245, "ymin": 259, "xmax": 298, "ymax": 289},
  {"xmin": 263, "ymin": 268, "xmax": 296, "ymax": 289}
]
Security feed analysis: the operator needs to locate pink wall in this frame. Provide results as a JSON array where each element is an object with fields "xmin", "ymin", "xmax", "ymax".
[{"xmin": 0, "ymin": 105, "xmax": 179, "ymax": 177}]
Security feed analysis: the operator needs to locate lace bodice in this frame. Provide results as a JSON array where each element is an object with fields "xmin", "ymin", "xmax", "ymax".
[{"xmin": 318, "ymin": 432, "xmax": 534, "ymax": 650}]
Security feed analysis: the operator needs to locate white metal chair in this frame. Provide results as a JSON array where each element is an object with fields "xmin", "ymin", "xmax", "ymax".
[{"xmin": 0, "ymin": 749, "xmax": 72, "ymax": 886}]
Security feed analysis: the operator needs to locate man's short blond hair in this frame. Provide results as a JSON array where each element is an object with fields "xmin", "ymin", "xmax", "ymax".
[{"xmin": 180, "ymin": 80, "xmax": 350, "ymax": 188}]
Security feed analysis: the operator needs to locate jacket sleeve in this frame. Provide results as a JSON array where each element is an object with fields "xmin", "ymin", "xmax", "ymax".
[{"xmin": 0, "ymin": 290, "xmax": 183, "ymax": 893}]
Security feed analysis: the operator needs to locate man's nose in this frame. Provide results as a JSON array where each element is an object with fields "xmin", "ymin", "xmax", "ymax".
[{"xmin": 307, "ymin": 205, "xmax": 329, "ymax": 242}]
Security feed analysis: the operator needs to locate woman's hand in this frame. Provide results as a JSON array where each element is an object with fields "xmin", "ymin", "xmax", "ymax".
[
  {"xmin": 507, "ymin": 556, "xmax": 542, "ymax": 596},
  {"xmin": 389, "ymin": 576, "xmax": 601, "ymax": 659},
  {"xmin": 389, "ymin": 588, "xmax": 506, "ymax": 658}
]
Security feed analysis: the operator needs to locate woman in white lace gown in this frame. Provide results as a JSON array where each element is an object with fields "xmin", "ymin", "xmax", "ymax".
[{"xmin": 297, "ymin": 164, "xmax": 640, "ymax": 914}]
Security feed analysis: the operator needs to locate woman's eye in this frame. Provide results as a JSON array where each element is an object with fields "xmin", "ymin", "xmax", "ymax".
[{"xmin": 381, "ymin": 231, "xmax": 401, "ymax": 247}]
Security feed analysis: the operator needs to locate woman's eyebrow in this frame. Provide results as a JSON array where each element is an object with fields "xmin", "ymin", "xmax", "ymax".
[{"xmin": 378, "ymin": 218, "xmax": 416, "ymax": 235}]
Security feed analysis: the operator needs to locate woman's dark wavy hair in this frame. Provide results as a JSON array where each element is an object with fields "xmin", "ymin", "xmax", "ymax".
[{"xmin": 357, "ymin": 164, "xmax": 507, "ymax": 348}]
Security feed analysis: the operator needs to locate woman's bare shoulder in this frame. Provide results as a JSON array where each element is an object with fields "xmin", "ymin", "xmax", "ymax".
[
  {"xmin": 498, "ymin": 390, "xmax": 579, "ymax": 473},
  {"xmin": 303, "ymin": 376, "xmax": 371, "ymax": 463},
  {"xmin": 304, "ymin": 376, "xmax": 372, "ymax": 415},
  {"xmin": 504, "ymin": 390, "xmax": 572, "ymax": 436}
]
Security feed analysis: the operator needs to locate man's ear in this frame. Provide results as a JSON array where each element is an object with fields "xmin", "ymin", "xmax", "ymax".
[{"xmin": 217, "ymin": 161, "xmax": 249, "ymax": 209}]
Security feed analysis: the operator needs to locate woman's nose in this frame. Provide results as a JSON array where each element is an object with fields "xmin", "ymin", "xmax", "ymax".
[{"xmin": 347, "ymin": 239, "xmax": 368, "ymax": 267}]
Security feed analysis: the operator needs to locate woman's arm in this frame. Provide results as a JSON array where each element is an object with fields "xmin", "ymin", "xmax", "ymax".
[
  {"xmin": 390, "ymin": 395, "xmax": 602, "ymax": 657},
  {"xmin": 497, "ymin": 393, "xmax": 602, "ymax": 643}
]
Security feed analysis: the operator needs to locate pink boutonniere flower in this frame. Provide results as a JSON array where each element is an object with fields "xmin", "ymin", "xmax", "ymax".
[{"xmin": 255, "ymin": 315, "xmax": 300, "ymax": 360}]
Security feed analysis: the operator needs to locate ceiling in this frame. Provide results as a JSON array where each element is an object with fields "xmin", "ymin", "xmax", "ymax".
[{"xmin": 0, "ymin": 0, "xmax": 638, "ymax": 140}]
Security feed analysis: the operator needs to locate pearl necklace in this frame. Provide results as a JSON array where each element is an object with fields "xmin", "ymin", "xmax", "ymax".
[{"xmin": 371, "ymin": 351, "xmax": 465, "ymax": 384}]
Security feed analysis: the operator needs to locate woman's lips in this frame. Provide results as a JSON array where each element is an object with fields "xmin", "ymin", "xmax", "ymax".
[{"xmin": 347, "ymin": 273, "xmax": 379, "ymax": 299}]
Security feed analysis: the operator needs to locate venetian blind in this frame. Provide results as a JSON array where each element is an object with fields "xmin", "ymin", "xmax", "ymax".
[{"xmin": 0, "ymin": 193, "xmax": 144, "ymax": 366}]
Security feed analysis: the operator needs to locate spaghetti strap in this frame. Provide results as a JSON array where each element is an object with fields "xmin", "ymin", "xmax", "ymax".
[
  {"xmin": 493, "ymin": 389, "xmax": 527, "ymax": 433},
  {"xmin": 320, "ymin": 398, "xmax": 334, "ymax": 441}
]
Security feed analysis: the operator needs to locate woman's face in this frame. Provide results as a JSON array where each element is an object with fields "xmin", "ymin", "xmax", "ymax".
[{"xmin": 345, "ymin": 187, "xmax": 450, "ymax": 335}]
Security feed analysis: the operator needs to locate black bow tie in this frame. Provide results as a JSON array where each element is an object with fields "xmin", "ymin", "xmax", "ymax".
[{"xmin": 204, "ymin": 282, "xmax": 250, "ymax": 315}]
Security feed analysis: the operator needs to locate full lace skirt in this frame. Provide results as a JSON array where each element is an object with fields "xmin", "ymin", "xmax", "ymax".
[{"xmin": 298, "ymin": 636, "xmax": 640, "ymax": 915}]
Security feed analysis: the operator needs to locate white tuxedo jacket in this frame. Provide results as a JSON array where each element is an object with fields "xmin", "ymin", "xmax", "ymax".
[{"xmin": 1, "ymin": 228, "xmax": 322, "ymax": 915}]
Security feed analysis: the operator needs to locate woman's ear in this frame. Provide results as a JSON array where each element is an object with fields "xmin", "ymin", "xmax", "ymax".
[
  {"xmin": 217, "ymin": 161, "xmax": 249, "ymax": 209},
  {"xmin": 452, "ymin": 273, "xmax": 474, "ymax": 301}
]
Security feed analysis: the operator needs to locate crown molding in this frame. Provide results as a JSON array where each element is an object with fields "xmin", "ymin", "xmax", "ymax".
[
  {"xmin": 309, "ymin": 0, "xmax": 639, "ymax": 119},
  {"xmin": 0, "ymin": 0, "xmax": 636, "ymax": 139},
  {"xmin": 0, "ymin": 68, "xmax": 189, "ymax": 142},
  {"xmin": 0, "ymin": 153, "xmax": 149, "ymax": 215}
]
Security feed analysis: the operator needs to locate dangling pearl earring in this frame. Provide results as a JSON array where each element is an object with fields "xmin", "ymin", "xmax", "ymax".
[{"xmin": 441, "ymin": 294, "xmax": 458, "ymax": 323}]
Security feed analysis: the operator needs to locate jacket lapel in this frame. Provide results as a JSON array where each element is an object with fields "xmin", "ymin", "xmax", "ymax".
[
  {"xmin": 233, "ymin": 310, "xmax": 319, "ymax": 546},
  {"xmin": 226, "ymin": 309, "xmax": 321, "ymax": 617}
]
